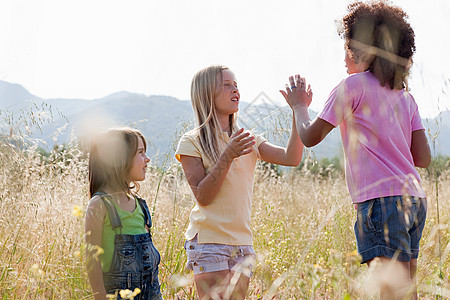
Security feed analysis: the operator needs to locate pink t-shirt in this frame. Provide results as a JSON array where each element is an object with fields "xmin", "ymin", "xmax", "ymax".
[{"xmin": 318, "ymin": 71, "xmax": 426, "ymax": 203}]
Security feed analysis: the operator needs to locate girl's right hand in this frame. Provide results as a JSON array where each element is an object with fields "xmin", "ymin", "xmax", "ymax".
[
  {"xmin": 280, "ymin": 75, "xmax": 313, "ymax": 109},
  {"xmin": 223, "ymin": 128, "xmax": 256, "ymax": 160}
]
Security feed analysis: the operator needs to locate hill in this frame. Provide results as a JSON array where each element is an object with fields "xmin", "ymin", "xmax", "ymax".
[{"xmin": 1, "ymin": 81, "xmax": 449, "ymax": 160}]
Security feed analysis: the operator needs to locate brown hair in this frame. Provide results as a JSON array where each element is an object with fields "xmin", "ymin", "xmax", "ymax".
[
  {"xmin": 88, "ymin": 128, "xmax": 147, "ymax": 197},
  {"xmin": 339, "ymin": 0, "xmax": 415, "ymax": 89}
]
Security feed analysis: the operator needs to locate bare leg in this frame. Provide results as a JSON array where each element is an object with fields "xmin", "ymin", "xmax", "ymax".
[
  {"xmin": 194, "ymin": 270, "xmax": 250, "ymax": 300},
  {"xmin": 368, "ymin": 256, "xmax": 412, "ymax": 299},
  {"xmin": 195, "ymin": 270, "xmax": 229, "ymax": 300},
  {"xmin": 224, "ymin": 271, "xmax": 250, "ymax": 300},
  {"xmin": 409, "ymin": 259, "xmax": 418, "ymax": 300}
]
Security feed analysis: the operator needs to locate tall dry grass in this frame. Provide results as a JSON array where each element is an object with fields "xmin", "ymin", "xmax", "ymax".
[
  {"xmin": 0, "ymin": 106, "xmax": 449, "ymax": 299},
  {"xmin": 0, "ymin": 137, "xmax": 448, "ymax": 299}
]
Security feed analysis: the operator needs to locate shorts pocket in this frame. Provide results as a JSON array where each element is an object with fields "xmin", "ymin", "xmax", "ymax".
[
  {"xmin": 358, "ymin": 199, "xmax": 381, "ymax": 233},
  {"xmin": 185, "ymin": 239, "xmax": 203, "ymax": 260}
]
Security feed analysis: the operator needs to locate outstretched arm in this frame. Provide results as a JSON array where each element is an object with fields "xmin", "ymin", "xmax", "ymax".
[
  {"xmin": 180, "ymin": 128, "xmax": 256, "ymax": 206},
  {"xmin": 289, "ymin": 105, "xmax": 334, "ymax": 147},
  {"xmin": 258, "ymin": 113, "xmax": 303, "ymax": 166},
  {"xmin": 281, "ymin": 75, "xmax": 335, "ymax": 147}
]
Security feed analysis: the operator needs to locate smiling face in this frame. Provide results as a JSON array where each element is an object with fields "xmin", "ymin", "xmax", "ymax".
[
  {"xmin": 128, "ymin": 137, "xmax": 150, "ymax": 183},
  {"xmin": 214, "ymin": 69, "xmax": 240, "ymax": 117}
]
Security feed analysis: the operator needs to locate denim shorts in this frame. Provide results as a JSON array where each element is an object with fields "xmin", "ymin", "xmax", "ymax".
[
  {"xmin": 355, "ymin": 196, "xmax": 427, "ymax": 264},
  {"xmin": 184, "ymin": 236, "xmax": 256, "ymax": 277}
]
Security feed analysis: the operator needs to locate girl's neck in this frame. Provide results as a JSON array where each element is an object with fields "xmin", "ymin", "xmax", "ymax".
[
  {"xmin": 103, "ymin": 186, "xmax": 136, "ymax": 212},
  {"xmin": 218, "ymin": 114, "xmax": 232, "ymax": 136},
  {"xmin": 103, "ymin": 187, "xmax": 132, "ymax": 201}
]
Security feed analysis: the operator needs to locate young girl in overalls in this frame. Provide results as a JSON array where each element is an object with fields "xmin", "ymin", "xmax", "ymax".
[
  {"xmin": 283, "ymin": 1, "xmax": 431, "ymax": 299},
  {"xmin": 85, "ymin": 128, "xmax": 163, "ymax": 300},
  {"xmin": 175, "ymin": 65, "xmax": 306, "ymax": 299}
]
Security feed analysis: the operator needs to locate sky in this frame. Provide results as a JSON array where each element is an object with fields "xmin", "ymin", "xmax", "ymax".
[{"xmin": 0, "ymin": 0, "xmax": 449, "ymax": 118}]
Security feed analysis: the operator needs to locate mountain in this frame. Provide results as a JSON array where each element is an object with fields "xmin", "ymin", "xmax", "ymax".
[
  {"xmin": 0, "ymin": 81, "xmax": 42, "ymax": 109},
  {"xmin": 0, "ymin": 81, "xmax": 449, "ymax": 161},
  {"xmin": 0, "ymin": 81, "xmax": 194, "ymax": 160},
  {"xmin": 45, "ymin": 93, "xmax": 195, "ymax": 160}
]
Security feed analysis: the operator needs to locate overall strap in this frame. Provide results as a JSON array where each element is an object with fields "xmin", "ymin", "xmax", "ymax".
[
  {"xmin": 93, "ymin": 191, "xmax": 123, "ymax": 231},
  {"xmin": 136, "ymin": 196, "xmax": 152, "ymax": 229}
]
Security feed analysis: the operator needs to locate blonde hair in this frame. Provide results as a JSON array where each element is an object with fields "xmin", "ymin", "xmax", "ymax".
[
  {"xmin": 88, "ymin": 127, "xmax": 146, "ymax": 197},
  {"xmin": 190, "ymin": 65, "xmax": 239, "ymax": 163}
]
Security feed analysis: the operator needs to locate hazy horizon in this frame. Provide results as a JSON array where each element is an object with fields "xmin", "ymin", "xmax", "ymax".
[{"xmin": 1, "ymin": 0, "xmax": 449, "ymax": 119}]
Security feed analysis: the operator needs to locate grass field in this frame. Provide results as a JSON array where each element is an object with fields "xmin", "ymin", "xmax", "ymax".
[{"xmin": 0, "ymin": 136, "xmax": 448, "ymax": 299}]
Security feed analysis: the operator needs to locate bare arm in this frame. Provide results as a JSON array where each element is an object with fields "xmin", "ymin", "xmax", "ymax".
[
  {"xmin": 180, "ymin": 128, "xmax": 256, "ymax": 206},
  {"xmin": 85, "ymin": 196, "xmax": 107, "ymax": 300},
  {"xmin": 290, "ymin": 105, "xmax": 335, "ymax": 147},
  {"xmin": 411, "ymin": 129, "xmax": 431, "ymax": 168},
  {"xmin": 258, "ymin": 114, "xmax": 303, "ymax": 166}
]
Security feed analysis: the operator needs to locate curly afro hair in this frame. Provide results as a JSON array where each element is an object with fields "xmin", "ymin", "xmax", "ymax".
[{"xmin": 338, "ymin": 0, "xmax": 415, "ymax": 89}]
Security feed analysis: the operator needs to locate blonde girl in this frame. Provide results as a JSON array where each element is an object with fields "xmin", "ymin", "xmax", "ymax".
[
  {"xmin": 175, "ymin": 65, "xmax": 306, "ymax": 299},
  {"xmin": 85, "ymin": 128, "xmax": 162, "ymax": 300}
]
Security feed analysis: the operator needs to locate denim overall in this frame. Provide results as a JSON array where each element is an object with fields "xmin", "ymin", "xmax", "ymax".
[{"xmin": 95, "ymin": 192, "xmax": 163, "ymax": 300}]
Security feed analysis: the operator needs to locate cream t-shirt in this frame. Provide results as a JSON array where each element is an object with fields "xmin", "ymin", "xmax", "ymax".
[{"xmin": 175, "ymin": 129, "xmax": 266, "ymax": 245}]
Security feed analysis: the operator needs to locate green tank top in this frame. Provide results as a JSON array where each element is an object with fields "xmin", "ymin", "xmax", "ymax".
[{"xmin": 101, "ymin": 197, "xmax": 147, "ymax": 272}]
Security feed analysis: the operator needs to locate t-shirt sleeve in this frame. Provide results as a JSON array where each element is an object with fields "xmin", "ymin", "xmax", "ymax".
[
  {"xmin": 252, "ymin": 133, "xmax": 267, "ymax": 159},
  {"xmin": 175, "ymin": 133, "xmax": 201, "ymax": 162},
  {"xmin": 318, "ymin": 79, "xmax": 355, "ymax": 127},
  {"xmin": 255, "ymin": 134, "xmax": 267, "ymax": 147},
  {"xmin": 409, "ymin": 94, "xmax": 425, "ymax": 132}
]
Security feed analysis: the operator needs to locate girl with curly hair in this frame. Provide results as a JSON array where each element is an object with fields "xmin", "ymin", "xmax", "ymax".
[{"xmin": 283, "ymin": 1, "xmax": 430, "ymax": 299}]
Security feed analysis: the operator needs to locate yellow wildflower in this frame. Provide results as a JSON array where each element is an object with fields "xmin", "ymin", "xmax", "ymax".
[
  {"xmin": 72, "ymin": 205, "xmax": 83, "ymax": 217},
  {"xmin": 119, "ymin": 288, "xmax": 141, "ymax": 299},
  {"xmin": 119, "ymin": 289, "xmax": 132, "ymax": 298},
  {"xmin": 132, "ymin": 288, "xmax": 141, "ymax": 297}
]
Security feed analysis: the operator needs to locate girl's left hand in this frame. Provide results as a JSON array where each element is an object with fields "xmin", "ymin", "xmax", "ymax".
[{"xmin": 280, "ymin": 74, "xmax": 313, "ymax": 109}]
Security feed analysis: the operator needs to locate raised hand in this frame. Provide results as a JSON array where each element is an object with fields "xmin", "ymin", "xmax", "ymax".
[
  {"xmin": 280, "ymin": 74, "xmax": 313, "ymax": 109},
  {"xmin": 223, "ymin": 128, "xmax": 256, "ymax": 160}
]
